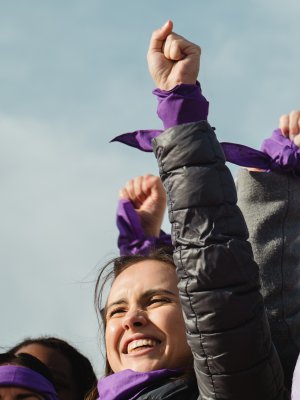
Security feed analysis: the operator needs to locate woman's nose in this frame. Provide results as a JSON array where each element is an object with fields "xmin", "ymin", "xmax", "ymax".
[{"xmin": 122, "ymin": 310, "xmax": 147, "ymax": 330}]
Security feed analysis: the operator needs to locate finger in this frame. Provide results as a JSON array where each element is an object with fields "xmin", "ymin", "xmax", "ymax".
[
  {"xmin": 148, "ymin": 20, "xmax": 173, "ymax": 54},
  {"xmin": 143, "ymin": 175, "xmax": 166, "ymax": 201},
  {"xmin": 289, "ymin": 110, "xmax": 300, "ymax": 137},
  {"xmin": 163, "ymin": 35, "xmax": 185, "ymax": 61},
  {"xmin": 142, "ymin": 174, "xmax": 156, "ymax": 194},
  {"xmin": 125, "ymin": 179, "xmax": 142, "ymax": 207},
  {"xmin": 133, "ymin": 176, "xmax": 147, "ymax": 204},
  {"xmin": 293, "ymin": 134, "xmax": 300, "ymax": 148},
  {"xmin": 119, "ymin": 188, "xmax": 129, "ymax": 200},
  {"xmin": 279, "ymin": 114, "xmax": 289, "ymax": 137}
]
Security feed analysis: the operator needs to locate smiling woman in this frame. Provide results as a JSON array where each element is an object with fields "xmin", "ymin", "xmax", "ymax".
[
  {"xmin": 105, "ymin": 259, "xmax": 190, "ymax": 374},
  {"xmin": 93, "ymin": 250, "xmax": 198, "ymax": 399},
  {"xmin": 96, "ymin": 251, "xmax": 192, "ymax": 376}
]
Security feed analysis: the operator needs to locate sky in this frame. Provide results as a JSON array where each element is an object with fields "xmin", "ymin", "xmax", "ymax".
[{"xmin": 1, "ymin": 0, "xmax": 300, "ymax": 376}]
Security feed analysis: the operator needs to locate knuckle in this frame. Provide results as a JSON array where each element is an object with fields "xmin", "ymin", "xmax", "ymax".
[
  {"xmin": 280, "ymin": 114, "xmax": 288, "ymax": 120},
  {"xmin": 195, "ymin": 44, "xmax": 201, "ymax": 54}
]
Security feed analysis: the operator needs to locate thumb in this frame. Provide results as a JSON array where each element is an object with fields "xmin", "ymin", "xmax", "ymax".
[
  {"xmin": 294, "ymin": 134, "xmax": 300, "ymax": 148},
  {"xmin": 148, "ymin": 20, "xmax": 173, "ymax": 53}
]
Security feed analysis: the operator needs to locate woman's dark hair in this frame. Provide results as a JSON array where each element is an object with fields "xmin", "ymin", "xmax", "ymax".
[
  {"xmin": 8, "ymin": 336, "xmax": 97, "ymax": 399},
  {"xmin": 94, "ymin": 248, "xmax": 175, "ymax": 377},
  {"xmin": 0, "ymin": 352, "xmax": 55, "ymax": 386}
]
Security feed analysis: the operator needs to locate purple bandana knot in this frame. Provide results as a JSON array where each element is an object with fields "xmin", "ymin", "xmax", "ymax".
[
  {"xmin": 261, "ymin": 129, "xmax": 300, "ymax": 174},
  {"xmin": 117, "ymin": 198, "xmax": 172, "ymax": 255}
]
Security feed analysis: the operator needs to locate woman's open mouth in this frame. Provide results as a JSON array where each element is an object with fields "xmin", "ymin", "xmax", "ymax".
[{"xmin": 126, "ymin": 338, "xmax": 161, "ymax": 354}]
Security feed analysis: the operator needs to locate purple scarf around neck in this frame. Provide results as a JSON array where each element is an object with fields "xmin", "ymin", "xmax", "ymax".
[{"xmin": 97, "ymin": 368, "xmax": 185, "ymax": 400}]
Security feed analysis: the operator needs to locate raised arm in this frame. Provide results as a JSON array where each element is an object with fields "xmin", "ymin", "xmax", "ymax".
[{"xmin": 148, "ymin": 21, "xmax": 285, "ymax": 399}]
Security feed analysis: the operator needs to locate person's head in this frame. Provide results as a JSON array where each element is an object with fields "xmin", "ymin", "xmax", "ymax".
[
  {"xmin": 0, "ymin": 352, "xmax": 58, "ymax": 400},
  {"xmin": 8, "ymin": 337, "xmax": 96, "ymax": 400},
  {"xmin": 95, "ymin": 250, "xmax": 192, "ymax": 376}
]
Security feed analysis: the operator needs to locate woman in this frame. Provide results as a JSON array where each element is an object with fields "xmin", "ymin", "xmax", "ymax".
[
  {"xmin": 0, "ymin": 352, "xmax": 58, "ymax": 400},
  {"xmin": 8, "ymin": 336, "xmax": 96, "ymax": 400},
  {"xmin": 95, "ymin": 21, "xmax": 286, "ymax": 399}
]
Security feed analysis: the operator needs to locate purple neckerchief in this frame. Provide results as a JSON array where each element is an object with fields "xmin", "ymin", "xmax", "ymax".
[
  {"xmin": 117, "ymin": 198, "xmax": 172, "ymax": 256},
  {"xmin": 0, "ymin": 365, "xmax": 58, "ymax": 400},
  {"xmin": 97, "ymin": 368, "xmax": 185, "ymax": 400}
]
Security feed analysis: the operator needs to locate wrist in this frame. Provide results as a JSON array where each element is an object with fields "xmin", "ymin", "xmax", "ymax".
[{"xmin": 153, "ymin": 82, "xmax": 209, "ymax": 129}]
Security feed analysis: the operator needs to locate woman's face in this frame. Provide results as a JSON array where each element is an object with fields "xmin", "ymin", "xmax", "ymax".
[
  {"xmin": 105, "ymin": 260, "xmax": 192, "ymax": 373},
  {"xmin": 0, "ymin": 387, "xmax": 45, "ymax": 400},
  {"xmin": 15, "ymin": 345, "xmax": 77, "ymax": 400}
]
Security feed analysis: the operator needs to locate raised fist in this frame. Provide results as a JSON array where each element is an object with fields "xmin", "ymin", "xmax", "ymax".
[
  {"xmin": 119, "ymin": 174, "xmax": 166, "ymax": 237},
  {"xmin": 280, "ymin": 110, "xmax": 300, "ymax": 147},
  {"xmin": 147, "ymin": 20, "xmax": 201, "ymax": 90}
]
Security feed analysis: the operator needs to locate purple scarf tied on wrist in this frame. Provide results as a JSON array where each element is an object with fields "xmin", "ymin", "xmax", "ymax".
[
  {"xmin": 117, "ymin": 198, "xmax": 172, "ymax": 256},
  {"xmin": 0, "ymin": 365, "xmax": 58, "ymax": 400}
]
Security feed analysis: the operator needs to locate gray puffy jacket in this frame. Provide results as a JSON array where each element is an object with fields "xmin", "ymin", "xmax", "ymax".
[{"xmin": 237, "ymin": 169, "xmax": 300, "ymax": 390}]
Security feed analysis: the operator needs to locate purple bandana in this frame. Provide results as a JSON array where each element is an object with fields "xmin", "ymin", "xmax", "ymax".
[
  {"xmin": 153, "ymin": 82, "xmax": 209, "ymax": 130},
  {"xmin": 97, "ymin": 368, "xmax": 184, "ymax": 400},
  {"xmin": 117, "ymin": 198, "xmax": 172, "ymax": 255},
  {"xmin": 0, "ymin": 365, "xmax": 58, "ymax": 399},
  {"xmin": 115, "ymin": 130, "xmax": 300, "ymax": 256},
  {"xmin": 112, "ymin": 129, "xmax": 300, "ymax": 176}
]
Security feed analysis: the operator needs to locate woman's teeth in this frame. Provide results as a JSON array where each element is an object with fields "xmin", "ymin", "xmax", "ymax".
[{"xmin": 127, "ymin": 338, "xmax": 159, "ymax": 353}]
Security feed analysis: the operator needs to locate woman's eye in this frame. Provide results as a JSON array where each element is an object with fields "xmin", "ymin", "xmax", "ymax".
[
  {"xmin": 149, "ymin": 297, "xmax": 170, "ymax": 305},
  {"xmin": 108, "ymin": 308, "xmax": 126, "ymax": 318}
]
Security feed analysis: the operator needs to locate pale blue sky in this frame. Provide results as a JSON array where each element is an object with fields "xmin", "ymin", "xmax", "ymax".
[{"xmin": 1, "ymin": 0, "xmax": 300, "ymax": 375}]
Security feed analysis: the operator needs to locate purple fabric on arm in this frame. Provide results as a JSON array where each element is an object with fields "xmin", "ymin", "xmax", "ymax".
[
  {"xmin": 0, "ymin": 365, "xmax": 58, "ymax": 400},
  {"xmin": 111, "ymin": 82, "xmax": 208, "ymax": 152},
  {"xmin": 112, "ymin": 82, "xmax": 300, "ymax": 174},
  {"xmin": 113, "ymin": 84, "xmax": 300, "ymax": 256},
  {"xmin": 112, "ymin": 130, "xmax": 300, "ymax": 176},
  {"xmin": 117, "ymin": 199, "xmax": 171, "ymax": 256},
  {"xmin": 153, "ymin": 81, "xmax": 209, "ymax": 129},
  {"xmin": 97, "ymin": 368, "xmax": 184, "ymax": 400},
  {"xmin": 110, "ymin": 130, "xmax": 162, "ymax": 152},
  {"xmin": 261, "ymin": 129, "xmax": 300, "ymax": 173},
  {"xmin": 222, "ymin": 129, "xmax": 300, "ymax": 174}
]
